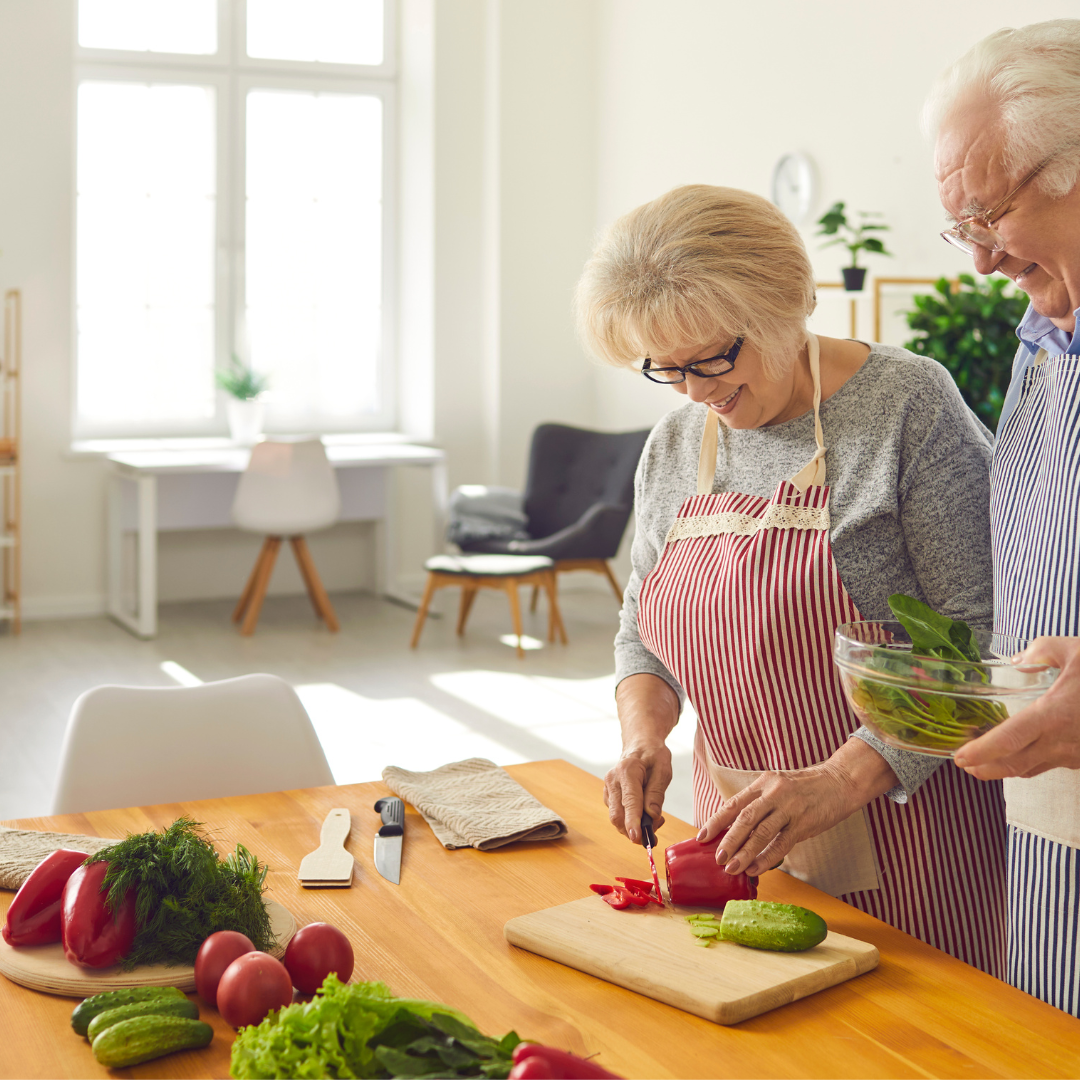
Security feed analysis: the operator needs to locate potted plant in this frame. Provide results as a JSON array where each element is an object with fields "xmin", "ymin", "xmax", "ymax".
[
  {"xmin": 216, "ymin": 354, "xmax": 269, "ymax": 446},
  {"xmin": 815, "ymin": 202, "xmax": 892, "ymax": 291},
  {"xmin": 903, "ymin": 274, "xmax": 1028, "ymax": 428}
]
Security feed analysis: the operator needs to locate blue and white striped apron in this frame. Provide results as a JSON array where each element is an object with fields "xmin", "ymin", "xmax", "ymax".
[{"xmin": 990, "ymin": 347, "xmax": 1080, "ymax": 1017}]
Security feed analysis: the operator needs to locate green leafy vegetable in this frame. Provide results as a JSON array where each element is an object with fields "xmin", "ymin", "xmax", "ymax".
[
  {"xmin": 845, "ymin": 596, "xmax": 1008, "ymax": 753},
  {"xmin": 230, "ymin": 975, "xmax": 521, "ymax": 1080},
  {"xmin": 86, "ymin": 818, "xmax": 274, "ymax": 970}
]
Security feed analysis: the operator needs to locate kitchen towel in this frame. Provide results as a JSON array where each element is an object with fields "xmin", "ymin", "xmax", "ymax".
[
  {"xmin": 0, "ymin": 827, "xmax": 117, "ymax": 890},
  {"xmin": 381, "ymin": 758, "xmax": 567, "ymax": 850}
]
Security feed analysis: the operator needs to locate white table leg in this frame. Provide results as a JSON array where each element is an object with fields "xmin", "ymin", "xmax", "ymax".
[
  {"xmin": 136, "ymin": 474, "xmax": 158, "ymax": 638},
  {"xmin": 431, "ymin": 459, "xmax": 448, "ymax": 556},
  {"xmin": 106, "ymin": 471, "xmax": 124, "ymax": 623}
]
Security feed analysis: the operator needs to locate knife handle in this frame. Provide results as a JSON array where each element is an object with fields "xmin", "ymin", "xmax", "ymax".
[
  {"xmin": 640, "ymin": 811, "xmax": 657, "ymax": 849},
  {"xmin": 374, "ymin": 796, "xmax": 404, "ymax": 837},
  {"xmin": 320, "ymin": 808, "xmax": 351, "ymax": 848}
]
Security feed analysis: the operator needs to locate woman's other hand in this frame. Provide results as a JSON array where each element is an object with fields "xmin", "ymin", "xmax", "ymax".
[
  {"xmin": 605, "ymin": 674, "xmax": 680, "ymax": 843},
  {"xmin": 954, "ymin": 636, "xmax": 1080, "ymax": 779},
  {"xmin": 698, "ymin": 738, "xmax": 898, "ymax": 876}
]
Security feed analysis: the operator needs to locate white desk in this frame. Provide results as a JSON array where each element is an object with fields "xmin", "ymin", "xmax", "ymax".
[{"xmin": 106, "ymin": 441, "xmax": 447, "ymax": 639}]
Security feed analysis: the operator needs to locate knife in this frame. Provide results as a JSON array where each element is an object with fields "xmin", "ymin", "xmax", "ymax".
[
  {"xmin": 641, "ymin": 811, "xmax": 665, "ymax": 905},
  {"xmin": 373, "ymin": 797, "xmax": 404, "ymax": 884}
]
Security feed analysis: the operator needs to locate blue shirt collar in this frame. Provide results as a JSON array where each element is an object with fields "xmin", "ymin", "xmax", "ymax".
[{"xmin": 1016, "ymin": 301, "xmax": 1080, "ymax": 357}]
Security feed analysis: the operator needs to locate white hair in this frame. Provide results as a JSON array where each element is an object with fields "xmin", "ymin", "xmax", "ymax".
[{"xmin": 923, "ymin": 19, "xmax": 1080, "ymax": 198}]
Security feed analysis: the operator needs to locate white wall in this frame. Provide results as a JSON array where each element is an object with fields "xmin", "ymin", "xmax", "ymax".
[
  {"xmin": 588, "ymin": 0, "xmax": 1080, "ymax": 433},
  {"xmin": 3, "ymin": 1, "xmax": 1077, "ymax": 615}
]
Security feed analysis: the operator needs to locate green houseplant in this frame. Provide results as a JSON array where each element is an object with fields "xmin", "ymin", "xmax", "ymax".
[
  {"xmin": 902, "ymin": 273, "xmax": 1028, "ymax": 429},
  {"xmin": 216, "ymin": 354, "xmax": 269, "ymax": 445},
  {"xmin": 815, "ymin": 202, "xmax": 892, "ymax": 291}
]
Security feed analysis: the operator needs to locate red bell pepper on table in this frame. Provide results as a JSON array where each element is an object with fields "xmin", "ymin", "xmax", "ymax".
[
  {"xmin": 509, "ymin": 1042, "xmax": 623, "ymax": 1079},
  {"xmin": 664, "ymin": 833, "xmax": 757, "ymax": 908},
  {"xmin": 61, "ymin": 861, "xmax": 137, "ymax": 968},
  {"xmin": 2, "ymin": 849, "xmax": 88, "ymax": 947}
]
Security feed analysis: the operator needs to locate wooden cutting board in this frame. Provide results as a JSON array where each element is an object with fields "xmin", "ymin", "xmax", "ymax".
[
  {"xmin": 504, "ymin": 897, "xmax": 879, "ymax": 1025},
  {"xmin": 0, "ymin": 898, "xmax": 296, "ymax": 997}
]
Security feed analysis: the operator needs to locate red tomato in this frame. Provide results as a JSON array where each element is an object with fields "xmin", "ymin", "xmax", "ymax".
[
  {"xmin": 194, "ymin": 930, "xmax": 256, "ymax": 1008},
  {"xmin": 216, "ymin": 951, "xmax": 293, "ymax": 1028},
  {"xmin": 283, "ymin": 922, "xmax": 354, "ymax": 995}
]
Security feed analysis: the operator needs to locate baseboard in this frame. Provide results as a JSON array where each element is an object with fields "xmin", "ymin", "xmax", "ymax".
[{"xmin": 19, "ymin": 594, "xmax": 108, "ymax": 620}]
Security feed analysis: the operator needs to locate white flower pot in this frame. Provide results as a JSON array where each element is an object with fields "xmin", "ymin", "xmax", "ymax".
[{"xmin": 227, "ymin": 397, "xmax": 265, "ymax": 446}]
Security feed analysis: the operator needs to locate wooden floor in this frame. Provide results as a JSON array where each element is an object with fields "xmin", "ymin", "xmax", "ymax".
[{"xmin": 0, "ymin": 587, "xmax": 697, "ymax": 823}]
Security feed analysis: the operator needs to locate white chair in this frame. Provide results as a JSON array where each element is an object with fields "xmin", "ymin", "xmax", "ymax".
[
  {"xmin": 52, "ymin": 674, "xmax": 335, "ymax": 814},
  {"xmin": 232, "ymin": 439, "xmax": 342, "ymax": 635}
]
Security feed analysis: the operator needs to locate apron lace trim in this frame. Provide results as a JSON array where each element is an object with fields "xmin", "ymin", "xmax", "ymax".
[{"xmin": 665, "ymin": 503, "xmax": 830, "ymax": 544}]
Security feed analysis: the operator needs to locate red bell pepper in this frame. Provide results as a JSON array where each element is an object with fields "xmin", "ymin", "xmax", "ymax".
[
  {"xmin": 510, "ymin": 1043, "xmax": 623, "ymax": 1079},
  {"xmin": 2, "ymin": 849, "xmax": 89, "ymax": 947},
  {"xmin": 61, "ymin": 861, "xmax": 136, "ymax": 968},
  {"xmin": 664, "ymin": 833, "xmax": 758, "ymax": 909},
  {"xmin": 614, "ymin": 877, "xmax": 663, "ymax": 905}
]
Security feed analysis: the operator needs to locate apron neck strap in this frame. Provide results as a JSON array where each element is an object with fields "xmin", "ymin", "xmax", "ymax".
[{"xmin": 696, "ymin": 333, "xmax": 827, "ymax": 497}]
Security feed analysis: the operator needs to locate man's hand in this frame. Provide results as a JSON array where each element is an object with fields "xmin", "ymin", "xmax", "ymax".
[
  {"xmin": 954, "ymin": 636, "xmax": 1080, "ymax": 780},
  {"xmin": 697, "ymin": 738, "xmax": 898, "ymax": 876}
]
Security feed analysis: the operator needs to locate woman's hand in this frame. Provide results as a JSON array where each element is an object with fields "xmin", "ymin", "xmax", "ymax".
[
  {"xmin": 954, "ymin": 636, "xmax": 1080, "ymax": 779},
  {"xmin": 698, "ymin": 738, "xmax": 898, "ymax": 876},
  {"xmin": 604, "ymin": 674, "xmax": 681, "ymax": 843}
]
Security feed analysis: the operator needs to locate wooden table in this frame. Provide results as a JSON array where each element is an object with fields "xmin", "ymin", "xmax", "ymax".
[{"xmin": 2, "ymin": 760, "xmax": 1079, "ymax": 1079}]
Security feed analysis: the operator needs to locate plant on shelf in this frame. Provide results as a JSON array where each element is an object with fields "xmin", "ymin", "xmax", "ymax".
[
  {"xmin": 902, "ymin": 273, "xmax": 1028, "ymax": 429},
  {"xmin": 215, "ymin": 353, "xmax": 268, "ymax": 401},
  {"xmin": 815, "ymin": 202, "xmax": 892, "ymax": 291}
]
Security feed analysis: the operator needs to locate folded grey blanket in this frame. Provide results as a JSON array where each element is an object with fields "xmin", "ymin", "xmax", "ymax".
[{"xmin": 382, "ymin": 758, "xmax": 567, "ymax": 851}]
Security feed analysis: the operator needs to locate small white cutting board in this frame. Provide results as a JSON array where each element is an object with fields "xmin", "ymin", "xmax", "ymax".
[
  {"xmin": 0, "ymin": 899, "xmax": 296, "ymax": 998},
  {"xmin": 504, "ymin": 897, "xmax": 878, "ymax": 1025}
]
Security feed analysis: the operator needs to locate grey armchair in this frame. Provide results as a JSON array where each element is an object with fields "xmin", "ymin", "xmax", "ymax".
[{"xmin": 454, "ymin": 423, "xmax": 649, "ymax": 601}]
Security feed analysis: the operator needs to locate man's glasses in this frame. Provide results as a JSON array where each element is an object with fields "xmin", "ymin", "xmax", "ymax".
[
  {"xmin": 642, "ymin": 337, "xmax": 744, "ymax": 384},
  {"xmin": 940, "ymin": 161, "xmax": 1046, "ymax": 256}
]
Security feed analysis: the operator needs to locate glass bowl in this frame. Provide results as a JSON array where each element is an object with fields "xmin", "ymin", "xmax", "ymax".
[{"xmin": 834, "ymin": 621, "xmax": 1058, "ymax": 757}]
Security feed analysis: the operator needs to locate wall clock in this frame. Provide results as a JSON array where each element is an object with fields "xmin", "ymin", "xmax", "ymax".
[{"xmin": 771, "ymin": 153, "xmax": 816, "ymax": 225}]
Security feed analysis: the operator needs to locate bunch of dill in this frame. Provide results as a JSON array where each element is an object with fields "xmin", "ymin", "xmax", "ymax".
[{"xmin": 86, "ymin": 817, "xmax": 275, "ymax": 970}]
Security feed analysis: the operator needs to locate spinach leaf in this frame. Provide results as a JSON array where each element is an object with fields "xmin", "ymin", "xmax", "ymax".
[{"xmin": 887, "ymin": 594, "xmax": 979, "ymax": 662}]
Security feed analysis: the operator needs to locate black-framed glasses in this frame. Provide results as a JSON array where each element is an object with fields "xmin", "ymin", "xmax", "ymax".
[{"xmin": 641, "ymin": 337, "xmax": 744, "ymax": 384}]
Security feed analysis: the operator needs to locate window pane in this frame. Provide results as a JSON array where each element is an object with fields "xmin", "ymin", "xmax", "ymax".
[
  {"xmin": 79, "ymin": 0, "xmax": 217, "ymax": 55},
  {"xmin": 247, "ymin": 0, "xmax": 383, "ymax": 65},
  {"xmin": 246, "ymin": 89, "xmax": 382, "ymax": 424},
  {"xmin": 77, "ymin": 82, "xmax": 216, "ymax": 427}
]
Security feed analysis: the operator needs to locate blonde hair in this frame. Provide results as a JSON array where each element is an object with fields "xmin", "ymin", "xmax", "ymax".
[
  {"xmin": 923, "ymin": 20, "xmax": 1080, "ymax": 198},
  {"xmin": 574, "ymin": 185, "xmax": 816, "ymax": 379}
]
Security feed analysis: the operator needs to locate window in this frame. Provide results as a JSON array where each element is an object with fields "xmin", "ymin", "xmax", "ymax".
[{"xmin": 74, "ymin": 0, "xmax": 394, "ymax": 439}]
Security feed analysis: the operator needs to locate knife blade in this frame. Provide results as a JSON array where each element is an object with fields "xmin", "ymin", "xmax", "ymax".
[
  {"xmin": 641, "ymin": 811, "xmax": 665, "ymax": 905},
  {"xmin": 373, "ymin": 797, "xmax": 404, "ymax": 884}
]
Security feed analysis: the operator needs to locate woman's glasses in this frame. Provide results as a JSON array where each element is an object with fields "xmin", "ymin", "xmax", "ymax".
[{"xmin": 642, "ymin": 337, "xmax": 744, "ymax": 384}]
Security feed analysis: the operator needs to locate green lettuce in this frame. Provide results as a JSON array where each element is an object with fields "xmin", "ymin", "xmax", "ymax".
[{"xmin": 229, "ymin": 975, "xmax": 520, "ymax": 1080}]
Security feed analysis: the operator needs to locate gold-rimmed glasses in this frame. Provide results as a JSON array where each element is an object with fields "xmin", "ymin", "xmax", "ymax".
[{"xmin": 940, "ymin": 161, "xmax": 1046, "ymax": 255}]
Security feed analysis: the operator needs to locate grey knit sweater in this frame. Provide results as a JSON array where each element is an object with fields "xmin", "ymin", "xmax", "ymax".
[{"xmin": 615, "ymin": 346, "xmax": 996, "ymax": 799}]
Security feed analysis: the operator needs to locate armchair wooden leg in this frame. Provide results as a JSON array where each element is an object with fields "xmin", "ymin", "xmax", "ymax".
[
  {"xmin": 529, "ymin": 586, "xmax": 539, "ymax": 613},
  {"xmin": 456, "ymin": 585, "xmax": 478, "ymax": 636},
  {"xmin": 290, "ymin": 536, "xmax": 339, "ymax": 632},
  {"xmin": 504, "ymin": 579, "xmax": 525, "ymax": 658},
  {"xmin": 240, "ymin": 536, "xmax": 281, "ymax": 636},
  {"xmin": 234, "ymin": 537, "xmax": 274, "ymax": 623},
  {"xmin": 600, "ymin": 560, "xmax": 623, "ymax": 602},
  {"xmin": 410, "ymin": 573, "xmax": 439, "ymax": 648},
  {"xmin": 543, "ymin": 570, "xmax": 568, "ymax": 644}
]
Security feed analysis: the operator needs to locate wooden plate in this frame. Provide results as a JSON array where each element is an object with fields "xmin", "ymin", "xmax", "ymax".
[{"xmin": 0, "ymin": 898, "xmax": 296, "ymax": 998}]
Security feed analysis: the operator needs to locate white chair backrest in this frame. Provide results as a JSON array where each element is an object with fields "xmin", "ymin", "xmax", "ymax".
[
  {"xmin": 52, "ymin": 674, "xmax": 335, "ymax": 814},
  {"xmin": 232, "ymin": 439, "xmax": 341, "ymax": 536}
]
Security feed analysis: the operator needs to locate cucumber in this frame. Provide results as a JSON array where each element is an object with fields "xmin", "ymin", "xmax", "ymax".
[
  {"xmin": 718, "ymin": 900, "xmax": 828, "ymax": 952},
  {"xmin": 86, "ymin": 996, "xmax": 199, "ymax": 1042},
  {"xmin": 91, "ymin": 1016, "xmax": 213, "ymax": 1069},
  {"xmin": 71, "ymin": 986, "xmax": 187, "ymax": 1036}
]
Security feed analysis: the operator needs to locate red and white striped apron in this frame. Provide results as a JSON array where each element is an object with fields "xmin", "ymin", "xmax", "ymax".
[{"xmin": 638, "ymin": 335, "xmax": 1007, "ymax": 976}]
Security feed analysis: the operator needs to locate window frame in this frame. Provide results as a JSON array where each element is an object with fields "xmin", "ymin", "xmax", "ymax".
[{"xmin": 72, "ymin": 0, "xmax": 397, "ymax": 442}]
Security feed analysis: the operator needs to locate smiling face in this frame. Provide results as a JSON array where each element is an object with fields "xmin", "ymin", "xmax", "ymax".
[
  {"xmin": 935, "ymin": 100, "xmax": 1080, "ymax": 328},
  {"xmin": 654, "ymin": 337, "xmax": 808, "ymax": 430}
]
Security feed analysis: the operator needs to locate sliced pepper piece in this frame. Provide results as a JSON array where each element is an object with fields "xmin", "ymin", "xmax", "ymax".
[
  {"xmin": 614, "ymin": 877, "xmax": 664, "ymax": 906},
  {"xmin": 599, "ymin": 888, "xmax": 630, "ymax": 910}
]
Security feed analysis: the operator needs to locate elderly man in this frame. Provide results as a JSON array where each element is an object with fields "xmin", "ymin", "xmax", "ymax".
[{"xmin": 927, "ymin": 19, "xmax": 1080, "ymax": 1015}]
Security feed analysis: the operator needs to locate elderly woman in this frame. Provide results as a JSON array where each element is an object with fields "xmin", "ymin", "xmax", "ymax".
[
  {"xmin": 926, "ymin": 19, "xmax": 1080, "ymax": 1013},
  {"xmin": 576, "ymin": 184, "xmax": 1007, "ymax": 974}
]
